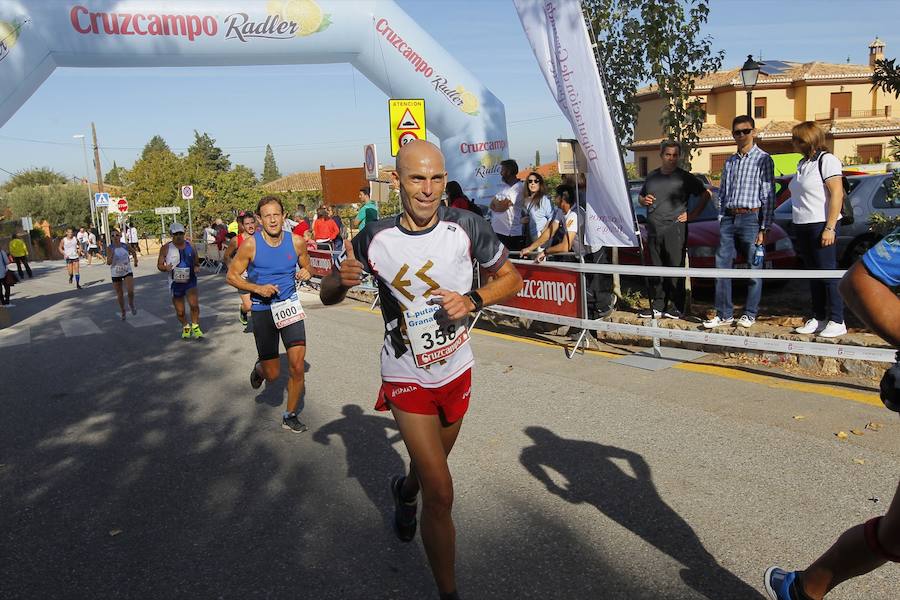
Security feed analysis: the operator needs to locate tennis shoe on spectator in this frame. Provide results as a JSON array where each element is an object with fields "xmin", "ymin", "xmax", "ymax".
[
  {"xmin": 703, "ymin": 316, "xmax": 733, "ymax": 328},
  {"xmin": 638, "ymin": 308, "xmax": 662, "ymax": 319},
  {"xmin": 737, "ymin": 315, "xmax": 755, "ymax": 328},
  {"xmin": 794, "ymin": 318, "xmax": 822, "ymax": 335},
  {"xmin": 664, "ymin": 308, "xmax": 682, "ymax": 320},
  {"xmin": 818, "ymin": 321, "xmax": 847, "ymax": 338}
]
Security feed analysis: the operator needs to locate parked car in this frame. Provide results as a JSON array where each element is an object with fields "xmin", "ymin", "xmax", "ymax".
[
  {"xmin": 620, "ymin": 186, "xmax": 798, "ymax": 280},
  {"xmin": 772, "ymin": 173, "xmax": 898, "ymax": 267}
]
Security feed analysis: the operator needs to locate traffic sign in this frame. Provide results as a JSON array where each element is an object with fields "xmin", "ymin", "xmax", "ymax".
[
  {"xmin": 94, "ymin": 192, "xmax": 110, "ymax": 207},
  {"xmin": 116, "ymin": 197, "xmax": 128, "ymax": 213},
  {"xmin": 389, "ymin": 99, "xmax": 426, "ymax": 156},
  {"xmin": 154, "ymin": 206, "xmax": 182, "ymax": 215},
  {"xmin": 364, "ymin": 144, "xmax": 378, "ymax": 181},
  {"xmin": 181, "ymin": 185, "xmax": 194, "ymax": 200}
]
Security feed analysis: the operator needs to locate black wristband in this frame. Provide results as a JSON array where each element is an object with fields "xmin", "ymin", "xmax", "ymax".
[{"xmin": 464, "ymin": 290, "xmax": 484, "ymax": 312}]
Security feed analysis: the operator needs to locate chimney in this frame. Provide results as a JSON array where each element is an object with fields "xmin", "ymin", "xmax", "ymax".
[{"xmin": 869, "ymin": 36, "xmax": 885, "ymax": 67}]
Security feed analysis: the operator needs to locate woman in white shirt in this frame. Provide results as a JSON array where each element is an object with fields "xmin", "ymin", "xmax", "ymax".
[
  {"xmin": 107, "ymin": 228, "xmax": 138, "ymax": 319},
  {"xmin": 788, "ymin": 121, "xmax": 846, "ymax": 338}
]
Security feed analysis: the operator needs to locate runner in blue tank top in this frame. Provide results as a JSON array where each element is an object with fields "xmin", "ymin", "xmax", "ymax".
[
  {"xmin": 156, "ymin": 221, "xmax": 202, "ymax": 340},
  {"xmin": 227, "ymin": 196, "xmax": 313, "ymax": 433}
]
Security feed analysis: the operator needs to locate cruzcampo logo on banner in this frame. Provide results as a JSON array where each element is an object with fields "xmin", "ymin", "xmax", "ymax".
[{"xmin": 389, "ymin": 99, "xmax": 426, "ymax": 156}]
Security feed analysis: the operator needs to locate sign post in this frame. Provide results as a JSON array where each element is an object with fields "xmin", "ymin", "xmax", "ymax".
[
  {"xmin": 388, "ymin": 99, "xmax": 426, "ymax": 157},
  {"xmin": 363, "ymin": 144, "xmax": 378, "ymax": 181},
  {"xmin": 181, "ymin": 185, "xmax": 194, "ymax": 241}
]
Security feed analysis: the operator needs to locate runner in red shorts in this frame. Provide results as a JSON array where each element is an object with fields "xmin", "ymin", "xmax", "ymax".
[{"xmin": 320, "ymin": 140, "xmax": 522, "ymax": 600}]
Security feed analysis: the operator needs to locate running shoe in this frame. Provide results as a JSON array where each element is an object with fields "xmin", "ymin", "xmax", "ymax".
[
  {"xmin": 638, "ymin": 308, "xmax": 662, "ymax": 319},
  {"xmin": 663, "ymin": 308, "xmax": 682, "ymax": 320},
  {"xmin": 76, "ymin": 283, "xmax": 82, "ymax": 289},
  {"xmin": 131, "ymin": 306, "xmax": 138, "ymax": 316},
  {"xmin": 737, "ymin": 315, "xmax": 756, "ymax": 328},
  {"xmin": 239, "ymin": 309, "xmax": 248, "ymax": 326},
  {"xmin": 120, "ymin": 312, "xmax": 126, "ymax": 321},
  {"xmin": 250, "ymin": 362, "xmax": 264, "ymax": 390},
  {"xmin": 818, "ymin": 321, "xmax": 847, "ymax": 338},
  {"xmin": 391, "ymin": 475, "xmax": 418, "ymax": 542},
  {"xmin": 281, "ymin": 413, "xmax": 308, "ymax": 434},
  {"xmin": 763, "ymin": 566, "xmax": 800, "ymax": 600},
  {"xmin": 191, "ymin": 324, "xmax": 204, "ymax": 339},
  {"xmin": 793, "ymin": 318, "xmax": 821, "ymax": 335},
  {"xmin": 181, "ymin": 325, "xmax": 191, "ymax": 340}
]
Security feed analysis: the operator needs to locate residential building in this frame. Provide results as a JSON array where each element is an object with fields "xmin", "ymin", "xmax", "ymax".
[{"xmin": 630, "ymin": 38, "xmax": 900, "ymax": 176}]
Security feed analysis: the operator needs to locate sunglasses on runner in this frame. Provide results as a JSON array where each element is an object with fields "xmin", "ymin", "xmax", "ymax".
[
  {"xmin": 527, "ymin": 179, "xmax": 541, "ymax": 184},
  {"xmin": 732, "ymin": 128, "xmax": 753, "ymax": 137}
]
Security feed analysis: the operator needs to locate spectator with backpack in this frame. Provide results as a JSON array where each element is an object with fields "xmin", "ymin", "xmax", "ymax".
[
  {"xmin": 446, "ymin": 180, "xmax": 484, "ymax": 217},
  {"xmin": 788, "ymin": 121, "xmax": 847, "ymax": 339}
]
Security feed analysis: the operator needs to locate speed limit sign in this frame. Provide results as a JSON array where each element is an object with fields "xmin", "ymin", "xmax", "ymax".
[{"xmin": 181, "ymin": 185, "xmax": 194, "ymax": 200}]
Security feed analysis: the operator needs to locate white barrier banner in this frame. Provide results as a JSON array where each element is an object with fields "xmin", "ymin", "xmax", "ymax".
[
  {"xmin": 513, "ymin": 0, "xmax": 638, "ymax": 248},
  {"xmin": 487, "ymin": 304, "xmax": 897, "ymax": 363}
]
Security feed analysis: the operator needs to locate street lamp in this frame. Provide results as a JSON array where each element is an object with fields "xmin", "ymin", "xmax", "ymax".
[
  {"xmin": 73, "ymin": 134, "xmax": 95, "ymax": 228},
  {"xmin": 740, "ymin": 54, "xmax": 762, "ymax": 117}
]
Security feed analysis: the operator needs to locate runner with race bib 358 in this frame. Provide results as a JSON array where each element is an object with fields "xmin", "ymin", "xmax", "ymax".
[
  {"xmin": 320, "ymin": 140, "xmax": 522, "ymax": 600},
  {"xmin": 227, "ymin": 196, "xmax": 313, "ymax": 434}
]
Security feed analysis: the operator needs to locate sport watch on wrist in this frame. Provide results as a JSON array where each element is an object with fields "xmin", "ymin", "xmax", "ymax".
[{"xmin": 464, "ymin": 290, "xmax": 484, "ymax": 313}]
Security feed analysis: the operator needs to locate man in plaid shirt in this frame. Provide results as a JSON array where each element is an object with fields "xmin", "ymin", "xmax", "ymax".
[{"xmin": 704, "ymin": 115, "xmax": 776, "ymax": 329}]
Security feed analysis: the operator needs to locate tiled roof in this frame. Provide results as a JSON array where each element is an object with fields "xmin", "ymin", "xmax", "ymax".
[
  {"xmin": 261, "ymin": 171, "xmax": 321, "ymax": 192},
  {"xmin": 636, "ymin": 61, "xmax": 874, "ymax": 97},
  {"xmin": 630, "ymin": 122, "xmax": 733, "ymax": 148},
  {"xmin": 829, "ymin": 118, "xmax": 900, "ymax": 134},
  {"xmin": 517, "ymin": 161, "xmax": 559, "ymax": 179},
  {"xmin": 757, "ymin": 120, "xmax": 799, "ymax": 138}
]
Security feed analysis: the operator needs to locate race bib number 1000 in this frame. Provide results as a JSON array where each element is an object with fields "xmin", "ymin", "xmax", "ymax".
[
  {"xmin": 403, "ymin": 303, "xmax": 469, "ymax": 368},
  {"xmin": 173, "ymin": 267, "xmax": 191, "ymax": 283},
  {"xmin": 271, "ymin": 294, "xmax": 306, "ymax": 329}
]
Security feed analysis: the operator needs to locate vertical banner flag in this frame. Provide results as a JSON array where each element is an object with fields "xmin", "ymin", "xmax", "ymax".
[{"xmin": 513, "ymin": 0, "xmax": 638, "ymax": 247}]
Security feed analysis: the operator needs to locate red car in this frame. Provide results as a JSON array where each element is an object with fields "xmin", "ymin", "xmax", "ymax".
[{"xmin": 618, "ymin": 187, "xmax": 797, "ymax": 281}]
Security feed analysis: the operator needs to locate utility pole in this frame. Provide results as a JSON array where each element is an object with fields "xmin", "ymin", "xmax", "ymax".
[{"xmin": 92, "ymin": 122, "xmax": 110, "ymax": 246}]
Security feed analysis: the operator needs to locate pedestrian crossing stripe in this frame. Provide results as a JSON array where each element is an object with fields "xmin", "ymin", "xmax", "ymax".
[
  {"xmin": 125, "ymin": 310, "xmax": 165, "ymax": 328},
  {"xmin": 60, "ymin": 317, "xmax": 102, "ymax": 337},
  {"xmin": 0, "ymin": 326, "xmax": 30, "ymax": 347}
]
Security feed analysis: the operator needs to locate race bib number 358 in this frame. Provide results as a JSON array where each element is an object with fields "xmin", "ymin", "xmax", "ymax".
[{"xmin": 404, "ymin": 304, "xmax": 469, "ymax": 368}]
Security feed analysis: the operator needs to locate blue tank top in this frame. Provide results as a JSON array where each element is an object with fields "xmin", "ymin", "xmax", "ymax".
[
  {"xmin": 167, "ymin": 242, "xmax": 196, "ymax": 283},
  {"xmin": 248, "ymin": 230, "xmax": 298, "ymax": 311}
]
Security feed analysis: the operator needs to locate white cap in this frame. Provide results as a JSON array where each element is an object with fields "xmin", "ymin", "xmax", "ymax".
[{"xmin": 170, "ymin": 222, "xmax": 185, "ymax": 234}]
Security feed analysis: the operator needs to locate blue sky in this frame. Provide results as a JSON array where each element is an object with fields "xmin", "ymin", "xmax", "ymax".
[{"xmin": 1, "ymin": 0, "xmax": 898, "ymax": 184}]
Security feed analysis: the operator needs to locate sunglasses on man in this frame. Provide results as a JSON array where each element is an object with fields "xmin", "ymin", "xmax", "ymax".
[{"xmin": 732, "ymin": 128, "xmax": 753, "ymax": 137}]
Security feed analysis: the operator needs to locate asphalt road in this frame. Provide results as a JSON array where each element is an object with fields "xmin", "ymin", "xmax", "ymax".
[{"xmin": 1, "ymin": 261, "xmax": 898, "ymax": 599}]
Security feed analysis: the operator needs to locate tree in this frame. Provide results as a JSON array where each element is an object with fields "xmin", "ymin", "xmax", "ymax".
[
  {"xmin": 141, "ymin": 135, "xmax": 171, "ymax": 160},
  {"xmin": 5, "ymin": 183, "xmax": 91, "ymax": 230},
  {"xmin": 187, "ymin": 130, "xmax": 231, "ymax": 173},
  {"xmin": 202, "ymin": 165, "xmax": 261, "ymax": 223},
  {"xmin": 534, "ymin": 149, "xmax": 541, "ymax": 167},
  {"xmin": 262, "ymin": 144, "xmax": 282, "ymax": 183},
  {"xmin": 872, "ymin": 58, "xmax": 900, "ymax": 198},
  {"xmin": 1, "ymin": 167, "xmax": 68, "ymax": 192},
  {"xmin": 104, "ymin": 161, "xmax": 128, "ymax": 186},
  {"xmin": 583, "ymin": 0, "xmax": 647, "ymax": 149},
  {"xmin": 126, "ymin": 145, "xmax": 184, "ymax": 235},
  {"xmin": 641, "ymin": 0, "xmax": 722, "ymax": 167},
  {"xmin": 584, "ymin": 0, "xmax": 722, "ymax": 163}
]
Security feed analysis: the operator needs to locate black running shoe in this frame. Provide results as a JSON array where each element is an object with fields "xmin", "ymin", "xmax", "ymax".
[
  {"xmin": 239, "ymin": 309, "xmax": 248, "ymax": 326},
  {"xmin": 250, "ymin": 363, "xmax": 264, "ymax": 389},
  {"xmin": 391, "ymin": 475, "xmax": 418, "ymax": 542},
  {"xmin": 281, "ymin": 413, "xmax": 308, "ymax": 434}
]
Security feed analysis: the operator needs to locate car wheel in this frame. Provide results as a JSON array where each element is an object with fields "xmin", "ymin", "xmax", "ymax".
[{"xmin": 841, "ymin": 236, "xmax": 878, "ymax": 268}]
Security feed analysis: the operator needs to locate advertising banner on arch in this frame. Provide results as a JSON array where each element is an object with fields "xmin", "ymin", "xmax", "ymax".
[{"xmin": 513, "ymin": 0, "xmax": 638, "ymax": 248}]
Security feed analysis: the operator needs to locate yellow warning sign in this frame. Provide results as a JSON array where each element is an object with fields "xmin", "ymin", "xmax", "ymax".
[{"xmin": 389, "ymin": 99, "xmax": 426, "ymax": 156}]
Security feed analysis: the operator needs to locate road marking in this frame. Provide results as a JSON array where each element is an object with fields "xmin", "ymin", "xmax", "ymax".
[
  {"xmin": 126, "ymin": 310, "xmax": 165, "ymax": 328},
  {"xmin": 349, "ymin": 304, "xmax": 882, "ymax": 406},
  {"xmin": 675, "ymin": 363, "xmax": 883, "ymax": 408},
  {"xmin": 60, "ymin": 317, "xmax": 102, "ymax": 337},
  {"xmin": 0, "ymin": 326, "xmax": 31, "ymax": 347}
]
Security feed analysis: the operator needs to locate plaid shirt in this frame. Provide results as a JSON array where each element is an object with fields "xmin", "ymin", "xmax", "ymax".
[{"xmin": 718, "ymin": 144, "xmax": 776, "ymax": 230}]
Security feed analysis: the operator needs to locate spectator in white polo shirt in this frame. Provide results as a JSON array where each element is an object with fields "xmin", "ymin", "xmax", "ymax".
[
  {"xmin": 788, "ymin": 121, "xmax": 847, "ymax": 338},
  {"xmin": 489, "ymin": 159, "xmax": 525, "ymax": 251}
]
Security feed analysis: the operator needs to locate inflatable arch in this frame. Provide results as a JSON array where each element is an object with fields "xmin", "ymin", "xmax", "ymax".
[{"xmin": 0, "ymin": 0, "xmax": 509, "ymax": 201}]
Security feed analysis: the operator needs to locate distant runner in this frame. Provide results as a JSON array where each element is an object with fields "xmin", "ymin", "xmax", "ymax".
[
  {"xmin": 157, "ymin": 222, "xmax": 203, "ymax": 340},
  {"xmin": 59, "ymin": 227, "xmax": 83, "ymax": 289},
  {"xmin": 107, "ymin": 228, "xmax": 138, "ymax": 320},
  {"xmin": 320, "ymin": 140, "xmax": 522, "ymax": 600},
  {"xmin": 224, "ymin": 211, "xmax": 258, "ymax": 327},
  {"xmin": 227, "ymin": 197, "xmax": 313, "ymax": 433}
]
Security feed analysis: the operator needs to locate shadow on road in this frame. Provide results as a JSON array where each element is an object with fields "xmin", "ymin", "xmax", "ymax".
[
  {"xmin": 520, "ymin": 426, "xmax": 763, "ymax": 600},
  {"xmin": 313, "ymin": 405, "xmax": 403, "ymax": 530}
]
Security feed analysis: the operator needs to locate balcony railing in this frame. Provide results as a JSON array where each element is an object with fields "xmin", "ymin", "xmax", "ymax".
[{"xmin": 815, "ymin": 106, "xmax": 892, "ymax": 121}]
